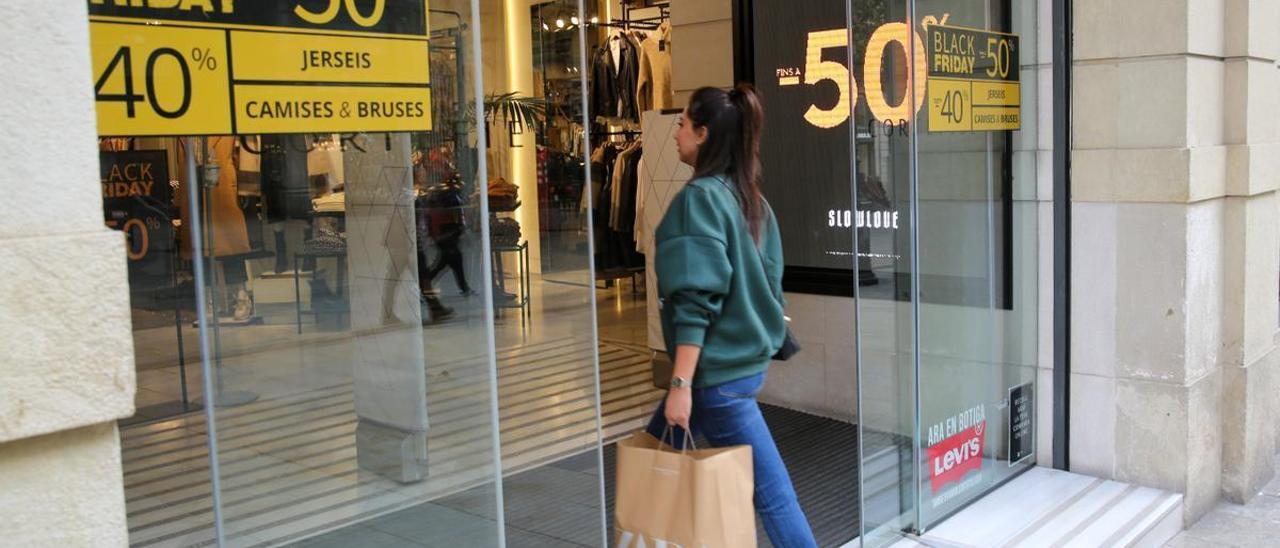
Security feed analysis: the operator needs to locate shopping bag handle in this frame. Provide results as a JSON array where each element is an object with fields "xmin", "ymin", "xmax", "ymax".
[{"xmin": 659, "ymin": 425, "xmax": 697, "ymax": 453}]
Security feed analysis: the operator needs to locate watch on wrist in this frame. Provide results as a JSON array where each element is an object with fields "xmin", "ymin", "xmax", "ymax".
[{"xmin": 670, "ymin": 376, "xmax": 692, "ymax": 388}]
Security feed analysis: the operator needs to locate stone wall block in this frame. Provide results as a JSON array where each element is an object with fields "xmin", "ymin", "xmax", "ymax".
[
  {"xmin": 1186, "ymin": 0, "xmax": 1227, "ymax": 58},
  {"xmin": 1072, "ymin": 0, "xmax": 1117, "ymax": 60},
  {"xmin": 1072, "ymin": 63, "xmax": 1118, "ymax": 150},
  {"xmin": 1241, "ymin": 193, "xmax": 1280, "ymax": 363},
  {"xmin": 1224, "ymin": 60, "xmax": 1250, "ymax": 146},
  {"xmin": 1219, "ymin": 197, "xmax": 1247, "ymax": 368},
  {"xmin": 1113, "ymin": 148, "xmax": 1192, "ymax": 203},
  {"xmin": 1186, "ymin": 57, "xmax": 1226, "ymax": 148},
  {"xmin": 1226, "ymin": 143, "xmax": 1280, "ymax": 197},
  {"xmin": 1226, "ymin": 60, "xmax": 1280, "ymax": 147},
  {"xmin": 1114, "ymin": 378, "xmax": 1190, "ymax": 491},
  {"xmin": 1071, "ymin": 149, "xmax": 1116, "ymax": 202},
  {"xmin": 0, "ymin": 423, "xmax": 129, "ymax": 547},
  {"xmin": 1183, "ymin": 200, "xmax": 1226, "ymax": 383},
  {"xmin": 1118, "ymin": 58, "xmax": 1190, "ymax": 149},
  {"xmin": 1246, "ymin": 61, "xmax": 1280, "ymax": 144},
  {"xmin": 1188, "ymin": 145, "xmax": 1228, "ymax": 202},
  {"xmin": 1115, "ymin": 203, "xmax": 1189, "ymax": 382},
  {"xmin": 0, "ymin": 231, "xmax": 136, "ymax": 443},
  {"xmin": 1225, "ymin": 0, "xmax": 1280, "ymax": 60},
  {"xmin": 1071, "ymin": 202, "xmax": 1118, "ymax": 377},
  {"xmin": 1070, "ymin": 373, "xmax": 1118, "ymax": 477},
  {"xmin": 1114, "ymin": 0, "xmax": 1191, "ymax": 58},
  {"xmin": 1221, "ymin": 361, "xmax": 1251, "ymax": 500},
  {"xmin": 0, "ymin": 2, "xmax": 104, "ymax": 239},
  {"xmin": 1220, "ymin": 349, "xmax": 1280, "ymax": 503},
  {"xmin": 1183, "ymin": 368, "xmax": 1224, "ymax": 520},
  {"xmin": 1243, "ymin": 349, "xmax": 1280, "ymax": 497}
]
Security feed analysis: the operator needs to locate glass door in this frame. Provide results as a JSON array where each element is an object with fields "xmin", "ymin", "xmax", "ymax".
[
  {"xmin": 911, "ymin": 0, "xmax": 1040, "ymax": 530},
  {"xmin": 851, "ymin": 0, "xmax": 922, "ymax": 543},
  {"xmin": 856, "ymin": 0, "xmax": 1041, "ymax": 542}
]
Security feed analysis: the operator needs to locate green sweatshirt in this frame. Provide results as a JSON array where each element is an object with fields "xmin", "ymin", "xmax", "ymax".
[{"xmin": 655, "ymin": 175, "xmax": 786, "ymax": 388}]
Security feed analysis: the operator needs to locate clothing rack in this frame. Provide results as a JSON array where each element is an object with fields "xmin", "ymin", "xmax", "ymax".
[{"xmin": 597, "ymin": 1, "xmax": 668, "ymax": 31}]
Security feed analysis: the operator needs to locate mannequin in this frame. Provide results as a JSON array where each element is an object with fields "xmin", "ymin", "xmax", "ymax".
[{"xmin": 176, "ymin": 137, "xmax": 254, "ymax": 320}]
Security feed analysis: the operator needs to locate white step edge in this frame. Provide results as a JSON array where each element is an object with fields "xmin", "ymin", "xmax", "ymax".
[{"xmin": 920, "ymin": 467, "xmax": 1184, "ymax": 548}]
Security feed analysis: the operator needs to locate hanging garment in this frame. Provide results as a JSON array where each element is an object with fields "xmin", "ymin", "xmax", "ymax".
[
  {"xmin": 593, "ymin": 144, "xmax": 621, "ymax": 270},
  {"xmin": 609, "ymin": 143, "xmax": 633, "ymax": 230},
  {"xmin": 260, "ymin": 134, "xmax": 313, "ymax": 223},
  {"xmin": 611, "ymin": 141, "xmax": 642, "ymax": 232},
  {"xmin": 615, "ymin": 34, "xmax": 643, "ymax": 121},
  {"xmin": 590, "ymin": 46, "xmax": 618, "ymax": 123},
  {"xmin": 585, "ymin": 144, "xmax": 608, "ymax": 216},
  {"xmin": 637, "ymin": 21, "xmax": 674, "ymax": 112},
  {"xmin": 430, "ymin": 52, "xmax": 458, "ymax": 130},
  {"xmin": 175, "ymin": 137, "xmax": 252, "ymax": 258},
  {"xmin": 620, "ymin": 143, "xmax": 643, "ymax": 234},
  {"xmin": 634, "ymin": 152, "xmax": 647, "ymax": 252}
]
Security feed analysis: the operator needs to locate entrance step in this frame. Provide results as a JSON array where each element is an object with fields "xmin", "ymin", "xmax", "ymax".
[{"xmin": 920, "ymin": 467, "xmax": 1183, "ymax": 547}]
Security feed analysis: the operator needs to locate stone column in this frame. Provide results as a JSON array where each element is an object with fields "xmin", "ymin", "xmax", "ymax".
[
  {"xmin": 1070, "ymin": 0, "xmax": 1280, "ymax": 521},
  {"xmin": 344, "ymin": 134, "xmax": 431, "ymax": 483},
  {"xmin": 1219, "ymin": 0, "xmax": 1280, "ymax": 504},
  {"xmin": 0, "ymin": 2, "xmax": 135, "ymax": 546}
]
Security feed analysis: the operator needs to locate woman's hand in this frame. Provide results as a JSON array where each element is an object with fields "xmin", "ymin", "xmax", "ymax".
[
  {"xmin": 664, "ymin": 387, "xmax": 693, "ymax": 430},
  {"xmin": 665, "ymin": 344, "xmax": 701, "ymax": 431}
]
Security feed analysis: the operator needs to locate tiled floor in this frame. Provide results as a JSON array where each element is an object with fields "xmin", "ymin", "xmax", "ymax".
[
  {"xmin": 1167, "ymin": 455, "xmax": 1280, "ymax": 547},
  {"xmin": 301, "ymin": 404, "xmax": 882, "ymax": 548},
  {"xmin": 119, "ymin": 268, "xmax": 661, "ymax": 548},
  {"xmin": 128, "ymin": 266, "xmax": 648, "ymax": 414},
  {"xmin": 121, "ymin": 336, "xmax": 660, "ymax": 547},
  {"xmin": 122, "ymin": 261, "xmax": 888, "ymax": 547}
]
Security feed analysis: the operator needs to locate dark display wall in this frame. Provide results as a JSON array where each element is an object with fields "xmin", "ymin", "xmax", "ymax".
[{"xmin": 749, "ymin": 0, "xmax": 908, "ymax": 275}]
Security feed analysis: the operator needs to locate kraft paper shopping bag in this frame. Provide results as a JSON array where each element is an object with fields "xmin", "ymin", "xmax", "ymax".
[{"xmin": 614, "ymin": 430, "xmax": 755, "ymax": 548}]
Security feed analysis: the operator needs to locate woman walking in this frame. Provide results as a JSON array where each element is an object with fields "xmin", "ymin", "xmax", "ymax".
[{"xmin": 647, "ymin": 84, "xmax": 818, "ymax": 548}]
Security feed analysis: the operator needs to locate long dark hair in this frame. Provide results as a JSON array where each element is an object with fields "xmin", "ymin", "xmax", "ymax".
[{"xmin": 686, "ymin": 83, "xmax": 765, "ymax": 241}]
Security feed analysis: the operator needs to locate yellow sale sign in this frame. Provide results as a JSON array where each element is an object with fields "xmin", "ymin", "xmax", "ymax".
[
  {"xmin": 925, "ymin": 24, "xmax": 1021, "ymax": 133},
  {"xmin": 88, "ymin": 0, "xmax": 432, "ymax": 136}
]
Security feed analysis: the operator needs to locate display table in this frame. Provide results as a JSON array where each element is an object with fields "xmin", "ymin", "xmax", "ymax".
[{"xmin": 491, "ymin": 241, "xmax": 530, "ymax": 320}]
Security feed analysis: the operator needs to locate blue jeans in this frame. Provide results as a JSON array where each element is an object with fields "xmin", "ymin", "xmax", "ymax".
[{"xmin": 646, "ymin": 372, "xmax": 818, "ymax": 548}]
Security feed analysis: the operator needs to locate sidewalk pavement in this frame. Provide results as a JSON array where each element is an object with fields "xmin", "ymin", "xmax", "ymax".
[{"xmin": 1167, "ymin": 456, "xmax": 1280, "ymax": 547}]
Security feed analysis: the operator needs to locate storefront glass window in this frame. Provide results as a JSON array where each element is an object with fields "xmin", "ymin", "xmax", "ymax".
[
  {"xmin": 750, "ymin": 0, "xmax": 1041, "ymax": 541},
  {"xmin": 91, "ymin": 0, "xmax": 618, "ymax": 545},
  {"xmin": 911, "ymin": 0, "xmax": 1040, "ymax": 529},
  {"xmin": 95, "ymin": 0, "xmax": 1045, "ymax": 544}
]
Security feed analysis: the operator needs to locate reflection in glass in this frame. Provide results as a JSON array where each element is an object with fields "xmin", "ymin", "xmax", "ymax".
[{"xmin": 118, "ymin": 5, "xmax": 508, "ymax": 545}]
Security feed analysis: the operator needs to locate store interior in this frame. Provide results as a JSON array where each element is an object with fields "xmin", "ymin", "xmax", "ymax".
[
  {"xmin": 108, "ymin": 2, "xmax": 696, "ymax": 547},
  {"xmin": 104, "ymin": 0, "xmax": 1038, "ymax": 546}
]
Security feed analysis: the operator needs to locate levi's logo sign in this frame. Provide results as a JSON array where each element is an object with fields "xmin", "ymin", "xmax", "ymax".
[{"xmin": 928, "ymin": 421, "xmax": 985, "ymax": 493}]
